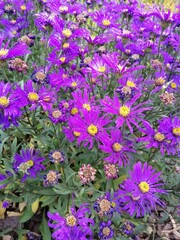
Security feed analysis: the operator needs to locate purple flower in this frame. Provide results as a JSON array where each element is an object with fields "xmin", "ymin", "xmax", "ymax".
[
  {"xmin": 47, "ymin": 204, "xmax": 94, "ymax": 240},
  {"xmin": 69, "ymin": 109, "xmax": 110, "ymax": 149},
  {"xmin": 0, "ymin": 40, "xmax": 30, "ymax": 60},
  {"xmin": 98, "ymin": 220, "xmax": 114, "ymax": 239},
  {"xmin": 138, "ymin": 121, "xmax": 174, "ymax": 155},
  {"xmin": 159, "ymin": 116, "xmax": 180, "ymax": 147},
  {"xmin": 121, "ymin": 220, "xmax": 135, "ymax": 236},
  {"xmin": 93, "ymin": 192, "xmax": 118, "ymax": 217},
  {"xmin": 101, "ymin": 94, "xmax": 151, "ymax": 133},
  {"xmin": 71, "ymin": 89, "xmax": 95, "ymax": 113},
  {"xmin": 49, "ymin": 150, "xmax": 65, "ymax": 164},
  {"xmin": 13, "ymin": 149, "xmax": 45, "ymax": 182},
  {"xmin": 16, "ymin": 80, "xmax": 55, "ymax": 111},
  {"xmin": 0, "ymin": 81, "xmax": 23, "ymax": 118},
  {"xmin": 100, "ymin": 129, "xmax": 135, "ymax": 166},
  {"xmin": 117, "ymin": 162, "xmax": 166, "ymax": 217},
  {"xmin": 90, "ymin": 10, "xmax": 119, "ymax": 29},
  {"xmin": 87, "ymin": 54, "xmax": 109, "ymax": 77},
  {"xmin": 43, "ymin": 170, "xmax": 61, "ymax": 187}
]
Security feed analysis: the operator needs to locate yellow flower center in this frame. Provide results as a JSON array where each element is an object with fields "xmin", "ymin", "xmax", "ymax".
[
  {"xmin": 119, "ymin": 106, "xmax": 130, "ymax": 117},
  {"xmin": 170, "ymin": 82, "xmax": 177, "ymax": 89},
  {"xmin": 71, "ymin": 81, "xmax": 77, "ymax": 87},
  {"xmin": 28, "ymin": 92, "xmax": 39, "ymax": 102},
  {"xmin": 172, "ymin": 127, "xmax": 180, "ymax": 136},
  {"xmin": 98, "ymin": 66, "xmax": 106, "ymax": 73},
  {"xmin": 102, "ymin": 19, "xmax": 111, "ymax": 26},
  {"xmin": 59, "ymin": 6, "xmax": 68, "ymax": 12},
  {"xmin": 111, "ymin": 202, "xmax": 116, "ymax": 208},
  {"xmin": 0, "ymin": 48, "xmax": 9, "ymax": 57},
  {"xmin": 87, "ymin": 124, "xmax": 98, "ymax": 136},
  {"xmin": 155, "ymin": 77, "xmax": 165, "ymax": 86},
  {"xmin": 66, "ymin": 215, "xmax": 77, "ymax": 227},
  {"xmin": 154, "ymin": 132, "xmax": 165, "ymax": 142},
  {"xmin": 83, "ymin": 103, "xmax": 91, "ymax": 111},
  {"xmin": 102, "ymin": 227, "xmax": 111, "ymax": 236},
  {"xmin": 126, "ymin": 80, "xmax": 136, "ymax": 88},
  {"xmin": 63, "ymin": 43, "xmax": 69, "ymax": 49},
  {"xmin": 59, "ymin": 57, "xmax": 66, "ymax": 63},
  {"xmin": 139, "ymin": 181, "xmax": 149, "ymax": 193},
  {"xmin": 73, "ymin": 131, "xmax": 81, "ymax": 137},
  {"xmin": 118, "ymin": 65, "xmax": 123, "ymax": 71},
  {"xmin": 112, "ymin": 143, "xmax": 122, "ymax": 152},
  {"xmin": 0, "ymin": 97, "xmax": 9, "ymax": 108},
  {"xmin": 70, "ymin": 107, "xmax": 78, "ymax": 115},
  {"xmin": 62, "ymin": 29, "xmax": 72, "ymax": 38},
  {"xmin": 26, "ymin": 160, "xmax": 34, "ymax": 167},
  {"xmin": 12, "ymin": 30, "xmax": 17, "ymax": 35},
  {"xmin": 20, "ymin": 5, "xmax": 26, "ymax": 11}
]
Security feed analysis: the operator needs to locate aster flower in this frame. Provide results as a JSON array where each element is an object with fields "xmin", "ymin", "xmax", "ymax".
[
  {"xmin": 138, "ymin": 121, "xmax": 175, "ymax": 156},
  {"xmin": 93, "ymin": 193, "xmax": 118, "ymax": 218},
  {"xmin": 16, "ymin": 80, "xmax": 55, "ymax": 111},
  {"xmin": 90, "ymin": 10, "xmax": 119, "ymax": 29},
  {"xmin": 0, "ymin": 173, "xmax": 12, "ymax": 189},
  {"xmin": 0, "ymin": 81, "xmax": 23, "ymax": 118},
  {"xmin": 47, "ymin": 204, "xmax": 94, "ymax": 240},
  {"xmin": 159, "ymin": 116, "xmax": 180, "ymax": 147},
  {"xmin": 31, "ymin": 70, "xmax": 49, "ymax": 84},
  {"xmin": 100, "ymin": 129, "xmax": 134, "ymax": 166},
  {"xmin": 49, "ymin": 150, "xmax": 65, "ymax": 164},
  {"xmin": 103, "ymin": 52, "xmax": 144, "ymax": 76},
  {"xmin": 117, "ymin": 161, "xmax": 166, "ymax": 217},
  {"xmin": 43, "ymin": 170, "xmax": 61, "ymax": 187},
  {"xmin": 13, "ymin": 149, "xmax": 45, "ymax": 182},
  {"xmin": 2, "ymin": 200, "xmax": 11, "ymax": 209},
  {"xmin": 98, "ymin": 220, "xmax": 114, "ymax": 239},
  {"xmin": 121, "ymin": 220, "xmax": 135, "ymax": 236},
  {"xmin": 0, "ymin": 40, "xmax": 30, "ymax": 60},
  {"xmin": 87, "ymin": 54, "xmax": 109, "ymax": 77},
  {"xmin": 78, "ymin": 164, "xmax": 97, "ymax": 184},
  {"xmin": 71, "ymin": 89, "xmax": 95, "ymax": 113},
  {"xmin": 101, "ymin": 94, "xmax": 151, "ymax": 133},
  {"xmin": 48, "ymin": 108, "xmax": 66, "ymax": 124},
  {"xmin": 69, "ymin": 108, "xmax": 110, "ymax": 149}
]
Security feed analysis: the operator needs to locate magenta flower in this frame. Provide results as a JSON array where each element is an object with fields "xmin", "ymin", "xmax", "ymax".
[
  {"xmin": 138, "ymin": 121, "xmax": 176, "ymax": 156},
  {"xmin": 87, "ymin": 54, "xmax": 109, "ymax": 77},
  {"xmin": 0, "ymin": 81, "xmax": 23, "ymax": 118},
  {"xmin": 101, "ymin": 94, "xmax": 151, "ymax": 133},
  {"xmin": 117, "ymin": 162, "xmax": 166, "ymax": 217},
  {"xmin": 159, "ymin": 116, "xmax": 180, "ymax": 147},
  {"xmin": 90, "ymin": 10, "xmax": 119, "ymax": 29},
  {"xmin": 16, "ymin": 80, "xmax": 55, "ymax": 111},
  {"xmin": 100, "ymin": 129, "xmax": 135, "ymax": 166},
  {"xmin": 69, "ymin": 109, "xmax": 110, "ymax": 149},
  {"xmin": 71, "ymin": 89, "xmax": 95, "ymax": 113},
  {"xmin": 13, "ymin": 149, "xmax": 45, "ymax": 182},
  {"xmin": 0, "ymin": 40, "xmax": 30, "ymax": 60},
  {"xmin": 48, "ymin": 204, "xmax": 94, "ymax": 240}
]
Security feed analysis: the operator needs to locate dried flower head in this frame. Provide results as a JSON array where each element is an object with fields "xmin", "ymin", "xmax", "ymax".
[
  {"xmin": 78, "ymin": 164, "xmax": 96, "ymax": 184},
  {"xmin": 49, "ymin": 150, "xmax": 65, "ymax": 164},
  {"xmin": 160, "ymin": 91, "xmax": 175, "ymax": 105},
  {"xmin": 104, "ymin": 164, "xmax": 118, "ymax": 179},
  {"xmin": 8, "ymin": 58, "xmax": 28, "ymax": 72}
]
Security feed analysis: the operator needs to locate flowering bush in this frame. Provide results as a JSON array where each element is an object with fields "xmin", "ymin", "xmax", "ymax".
[{"xmin": 0, "ymin": 0, "xmax": 180, "ymax": 239}]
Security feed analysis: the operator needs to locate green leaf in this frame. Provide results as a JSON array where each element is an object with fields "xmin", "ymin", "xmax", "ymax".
[
  {"xmin": 53, "ymin": 184, "xmax": 73, "ymax": 195},
  {"xmin": 39, "ymin": 210, "xmax": 51, "ymax": 240},
  {"xmin": 20, "ymin": 208, "xmax": 34, "ymax": 223}
]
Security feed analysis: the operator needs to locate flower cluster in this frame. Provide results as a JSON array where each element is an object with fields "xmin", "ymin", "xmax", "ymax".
[{"xmin": 0, "ymin": 0, "xmax": 179, "ymax": 239}]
